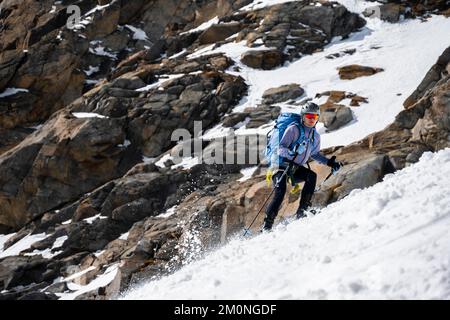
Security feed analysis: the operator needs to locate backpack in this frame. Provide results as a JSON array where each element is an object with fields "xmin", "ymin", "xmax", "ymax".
[{"xmin": 265, "ymin": 113, "xmax": 306, "ymax": 168}]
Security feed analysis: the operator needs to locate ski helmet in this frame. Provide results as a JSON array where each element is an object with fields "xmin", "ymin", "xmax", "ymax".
[{"xmin": 300, "ymin": 101, "xmax": 320, "ymax": 116}]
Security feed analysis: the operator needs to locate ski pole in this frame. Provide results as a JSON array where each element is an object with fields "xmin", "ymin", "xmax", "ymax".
[
  {"xmin": 243, "ymin": 163, "xmax": 292, "ymax": 237},
  {"xmin": 314, "ymin": 170, "xmax": 334, "ymax": 192}
]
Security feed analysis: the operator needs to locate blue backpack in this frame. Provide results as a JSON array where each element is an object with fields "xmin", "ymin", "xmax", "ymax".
[{"xmin": 265, "ymin": 113, "xmax": 306, "ymax": 168}]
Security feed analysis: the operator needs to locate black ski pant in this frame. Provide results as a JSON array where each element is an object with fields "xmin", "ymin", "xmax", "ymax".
[{"xmin": 265, "ymin": 166, "xmax": 317, "ymax": 221}]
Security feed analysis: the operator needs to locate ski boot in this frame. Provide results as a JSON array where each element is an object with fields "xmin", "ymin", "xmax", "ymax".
[
  {"xmin": 295, "ymin": 193, "xmax": 313, "ymax": 219},
  {"xmin": 261, "ymin": 215, "xmax": 275, "ymax": 232}
]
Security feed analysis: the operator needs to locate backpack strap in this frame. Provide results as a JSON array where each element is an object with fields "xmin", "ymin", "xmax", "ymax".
[
  {"xmin": 289, "ymin": 122, "xmax": 305, "ymax": 150},
  {"xmin": 290, "ymin": 123, "xmax": 318, "ymax": 154}
]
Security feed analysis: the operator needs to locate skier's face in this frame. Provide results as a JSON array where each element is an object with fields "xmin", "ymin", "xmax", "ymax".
[{"xmin": 303, "ymin": 113, "xmax": 319, "ymax": 127}]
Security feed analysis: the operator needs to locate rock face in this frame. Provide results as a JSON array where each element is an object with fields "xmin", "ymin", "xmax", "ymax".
[
  {"xmin": 317, "ymin": 91, "xmax": 367, "ymax": 131},
  {"xmin": 0, "ymin": 0, "xmax": 250, "ymax": 295},
  {"xmin": 0, "ymin": 0, "xmax": 252, "ymax": 155},
  {"xmin": 320, "ymin": 105, "xmax": 354, "ymax": 131},
  {"xmin": 262, "ymin": 84, "xmax": 305, "ymax": 104},
  {"xmin": 233, "ymin": 1, "xmax": 366, "ymax": 69},
  {"xmin": 0, "ymin": 0, "xmax": 253, "ymax": 231},
  {"xmin": 244, "ymin": 105, "xmax": 281, "ymax": 129},
  {"xmin": 0, "ymin": 110, "xmax": 138, "ymax": 229},
  {"xmin": 198, "ymin": 22, "xmax": 242, "ymax": 45},
  {"xmin": 0, "ymin": 66, "xmax": 247, "ymax": 230}
]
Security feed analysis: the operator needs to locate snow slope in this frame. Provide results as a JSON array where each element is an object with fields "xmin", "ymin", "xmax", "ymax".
[{"xmin": 121, "ymin": 148, "xmax": 450, "ymax": 299}]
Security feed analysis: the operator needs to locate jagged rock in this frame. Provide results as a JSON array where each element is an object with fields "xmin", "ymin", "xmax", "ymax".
[
  {"xmin": 0, "ymin": 1, "xmax": 50, "ymax": 52},
  {"xmin": 338, "ymin": 65, "xmax": 384, "ymax": 80},
  {"xmin": 118, "ymin": 216, "xmax": 184, "ymax": 288},
  {"xmin": 167, "ymin": 137, "xmax": 201, "ymax": 160},
  {"xmin": 83, "ymin": 1, "xmax": 121, "ymax": 39},
  {"xmin": 110, "ymin": 77, "xmax": 146, "ymax": 90},
  {"xmin": 164, "ymin": 33, "xmax": 201, "ymax": 58},
  {"xmin": 111, "ymin": 194, "xmax": 157, "ymax": 225},
  {"xmin": 0, "ymin": 255, "xmax": 56, "ymax": 291},
  {"xmin": 316, "ymin": 90, "xmax": 345, "ymax": 102},
  {"xmin": 293, "ymin": 2, "xmax": 366, "ymax": 39},
  {"xmin": 408, "ymin": 75, "xmax": 450, "ymax": 151},
  {"xmin": 63, "ymin": 219, "xmax": 128, "ymax": 253},
  {"xmin": 320, "ymin": 105, "xmax": 354, "ymax": 131},
  {"xmin": 1, "ymin": 31, "xmax": 89, "ymax": 128},
  {"xmin": 0, "ymin": 282, "xmax": 51, "ymax": 300},
  {"xmin": 241, "ymin": 49, "xmax": 285, "ymax": 70},
  {"xmin": 0, "ymin": 0, "xmax": 251, "ymax": 151},
  {"xmin": 244, "ymin": 105, "xmax": 281, "ymax": 128},
  {"xmin": 262, "ymin": 84, "xmax": 305, "ymax": 104},
  {"xmin": 104, "ymin": 173, "xmax": 170, "ymax": 220},
  {"xmin": 43, "ymin": 281, "xmax": 69, "ymax": 295},
  {"xmin": 198, "ymin": 22, "xmax": 242, "ymax": 45},
  {"xmin": 2, "ymin": 227, "xmax": 34, "ymax": 251},
  {"xmin": 234, "ymin": 1, "xmax": 365, "ymax": 68},
  {"xmin": 154, "ymin": 239, "xmax": 179, "ymax": 260},
  {"xmin": 0, "ymin": 90, "xmax": 38, "ymax": 130},
  {"xmin": 350, "ymin": 95, "xmax": 369, "ymax": 106},
  {"xmin": 0, "ymin": 126, "xmax": 35, "ymax": 155},
  {"xmin": 125, "ymin": 72, "xmax": 247, "ymax": 157},
  {"xmin": 0, "ymin": 69, "xmax": 246, "ymax": 229},
  {"xmin": 222, "ymin": 112, "xmax": 250, "ymax": 128},
  {"xmin": 0, "ymin": 110, "xmax": 140, "ymax": 229},
  {"xmin": 314, "ymin": 154, "xmax": 396, "ymax": 206},
  {"xmin": 221, "ymin": 204, "xmax": 246, "ymax": 240},
  {"xmin": 202, "ymin": 133, "xmax": 265, "ymax": 166},
  {"xmin": 0, "ymin": 0, "xmax": 253, "ymax": 299},
  {"xmin": 327, "ymin": 91, "xmax": 347, "ymax": 103},
  {"xmin": 105, "ymin": 87, "xmax": 141, "ymax": 98},
  {"xmin": 395, "ymin": 106, "xmax": 425, "ymax": 129},
  {"xmin": 38, "ymin": 202, "xmax": 81, "ymax": 233},
  {"xmin": 73, "ymin": 199, "xmax": 100, "ymax": 223},
  {"xmin": 316, "ymin": 90, "xmax": 368, "ymax": 107},
  {"xmin": 0, "ymin": 51, "xmax": 26, "ymax": 92},
  {"xmin": 209, "ymin": 55, "xmax": 232, "ymax": 70}
]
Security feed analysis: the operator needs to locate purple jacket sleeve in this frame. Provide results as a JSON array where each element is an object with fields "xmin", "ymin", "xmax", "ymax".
[
  {"xmin": 277, "ymin": 125, "xmax": 299, "ymax": 161},
  {"xmin": 310, "ymin": 134, "xmax": 329, "ymax": 165}
]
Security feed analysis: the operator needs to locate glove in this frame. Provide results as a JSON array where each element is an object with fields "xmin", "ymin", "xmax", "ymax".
[
  {"xmin": 290, "ymin": 183, "xmax": 301, "ymax": 194},
  {"xmin": 266, "ymin": 169, "xmax": 273, "ymax": 187},
  {"xmin": 327, "ymin": 156, "xmax": 343, "ymax": 174}
]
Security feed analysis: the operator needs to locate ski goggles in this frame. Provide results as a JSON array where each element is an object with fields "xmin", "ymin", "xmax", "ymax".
[{"xmin": 304, "ymin": 113, "xmax": 319, "ymax": 120}]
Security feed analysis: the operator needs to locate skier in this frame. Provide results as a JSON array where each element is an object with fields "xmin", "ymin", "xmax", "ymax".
[{"xmin": 263, "ymin": 102, "xmax": 342, "ymax": 231}]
